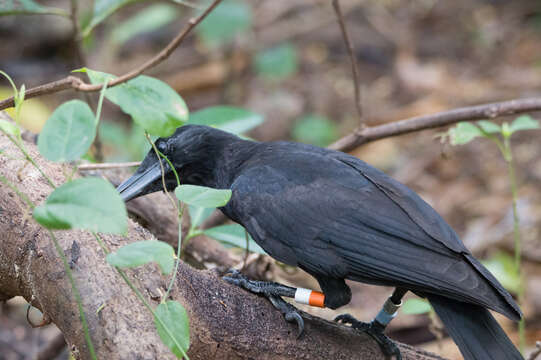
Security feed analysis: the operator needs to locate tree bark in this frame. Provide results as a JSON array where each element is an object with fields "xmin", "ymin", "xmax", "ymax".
[{"xmin": 0, "ymin": 130, "xmax": 446, "ymax": 359}]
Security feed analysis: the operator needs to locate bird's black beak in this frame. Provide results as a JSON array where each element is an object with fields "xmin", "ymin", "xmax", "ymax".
[{"xmin": 117, "ymin": 161, "xmax": 163, "ymax": 202}]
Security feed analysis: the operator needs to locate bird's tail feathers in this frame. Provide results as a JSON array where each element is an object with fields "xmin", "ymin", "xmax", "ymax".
[{"xmin": 427, "ymin": 294, "xmax": 523, "ymax": 360}]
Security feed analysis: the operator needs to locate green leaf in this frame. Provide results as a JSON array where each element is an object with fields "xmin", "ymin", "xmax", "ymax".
[
  {"xmin": 0, "ymin": 119, "xmax": 20, "ymax": 137},
  {"xmin": 38, "ymin": 100, "xmax": 96, "ymax": 162},
  {"xmin": 292, "ymin": 115, "xmax": 339, "ymax": 147},
  {"xmin": 482, "ymin": 252, "xmax": 520, "ymax": 294},
  {"xmin": 254, "ymin": 43, "xmax": 298, "ymax": 80},
  {"xmin": 476, "ymin": 120, "xmax": 501, "ymax": 134},
  {"xmin": 188, "ymin": 205, "xmax": 214, "ymax": 229},
  {"xmin": 448, "ymin": 122, "xmax": 484, "ymax": 145},
  {"xmin": 196, "ymin": 0, "xmax": 252, "ymax": 47},
  {"xmin": 509, "ymin": 115, "xmax": 540, "ymax": 134},
  {"xmin": 188, "ymin": 106, "xmax": 263, "ymax": 134},
  {"xmin": 402, "ymin": 298, "xmax": 432, "ymax": 315},
  {"xmin": 106, "ymin": 240, "xmax": 175, "ymax": 274},
  {"xmin": 85, "ymin": 69, "xmax": 188, "ymax": 137},
  {"xmin": 0, "ymin": 0, "xmax": 67, "ymax": 16},
  {"xmin": 111, "ymin": 4, "xmax": 179, "ymax": 46},
  {"xmin": 33, "ymin": 177, "xmax": 127, "ymax": 234},
  {"xmin": 154, "ymin": 301, "xmax": 190, "ymax": 359},
  {"xmin": 203, "ymin": 224, "xmax": 266, "ymax": 255},
  {"xmin": 175, "ymin": 185, "xmax": 231, "ymax": 208},
  {"xmin": 83, "ymin": 0, "xmax": 140, "ymax": 36}
]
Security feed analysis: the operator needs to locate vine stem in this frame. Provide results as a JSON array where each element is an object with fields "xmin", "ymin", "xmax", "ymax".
[
  {"xmin": 494, "ymin": 133, "xmax": 525, "ymax": 355},
  {"xmin": 144, "ymin": 133, "xmax": 185, "ymax": 302},
  {"xmin": 92, "ymin": 233, "xmax": 190, "ymax": 360},
  {"xmin": 504, "ymin": 141, "xmax": 525, "ymax": 354}
]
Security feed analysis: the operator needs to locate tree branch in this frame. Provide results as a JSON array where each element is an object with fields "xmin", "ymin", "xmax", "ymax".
[
  {"xmin": 329, "ymin": 97, "xmax": 541, "ymax": 152},
  {"xmin": 332, "ymin": 0, "xmax": 363, "ymax": 126},
  {"xmin": 0, "ymin": 0, "xmax": 223, "ymax": 111},
  {"xmin": 0, "ymin": 130, "xmax": 446, "ymax": 360}
]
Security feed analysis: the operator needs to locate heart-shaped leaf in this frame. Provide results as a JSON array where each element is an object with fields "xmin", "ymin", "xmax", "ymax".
[
  {"xmin": 188, "ymin": 205, "xmax": 214, "ymax": 229},
  {"xmin": 38, "ymin": 100, "xmax": 96, "ymax": 162},
  {"xmin": 154, "ymin": 300, "xmax": 190, "ymax": 359},
  {"xmin": 449, "ymin": 122, "xmax": 484, "ymax": 145},
  {"xmin": 509, "ymin": 115, "xmax": 540, "ymax": 134},
  {"xmin": 203, "ymin": 224, "xmax": 266, "ymax": 255},
  {"xmin": 33, "ymin": 177, "xmax": 127, "ymax": 234},
  {"xmin": 175, "ymin": 185, "xmax": 231, "ymax": 208},
  {"xmin": 106, "ymin": 240, "xmax": 175, "ymax": 274},
  {"xmin": 476, "ymin": 120, "xmax": 501, "ymax": 134},
  {"xmin": 83, "ymin": 68, "xmax": 188, "ymax": 137}
]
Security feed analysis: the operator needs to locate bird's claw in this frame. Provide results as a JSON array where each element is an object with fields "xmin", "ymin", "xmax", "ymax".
[
  {"xmin": 334, "ymin": 314, "xmax": 401, "ymax": 360},
  {"xmin": 223, "ymin": 269, "xmax": 305, "ymax": 338},
  {"xmin": 223, "ymin": 269, "xmax": 265, "ymax": 295},
  {"xmin": 269, "ymin": 294, "xmax": 305, "ymax": 338},
  {"xmin": 334, "ymin": 313, "xmax": 370, "ymax": 331}
]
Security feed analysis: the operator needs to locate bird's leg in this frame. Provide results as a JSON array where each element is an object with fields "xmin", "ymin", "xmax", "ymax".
[
  {"xmin": 223, "ymin": 269, "xmax": 322, "ymax": 338},
  {"xmin": 335, "ymin": 287, "xmax": 407, "ymax": 360}
]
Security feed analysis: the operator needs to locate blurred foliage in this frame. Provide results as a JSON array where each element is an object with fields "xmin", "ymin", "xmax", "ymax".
[
  {"xmin": 482, "ymin": 252, "xmax": 520, "ymax": 294},
  {"xmin": 203, "ymin": 224, "xmax": 266, "ymax": 255},
  {"xmin": 292, "ymin": 114, "xmax": 339, "ymax": 147},
  {"xmin": 99, "ymin": 121, "xmax": 149, "ymax": 161},
  {"xmin": 0, "ymin": 0, "xmax": 67, "ymax": 16},
  {"xmin": 254, "ymin": 43, "xmax": 298, "ymax": 80},
  {"xmin": 84, "ymin": 0, "xmax": 140, "ymax": 37},
  {"xmin": 196, "ymin": 0, "xmax": 252, "ymax": 48},
  {"xmin": 0, "ymin": 87, "xmax": 49, "ymax": 133},
  {"xmin": 448, "ymin": 116, "xmax": 540, "ymax": 146},
  {"xmin": 188, "ymin": 105, "xmax": 263, "ymax": 135},
  {"xmin": 111, "ymin": 4, "xmax": 180, "ymax": 46},
  {"xmin": 402, "ymin": 298, "xmax": 432, "ymax": 315}
]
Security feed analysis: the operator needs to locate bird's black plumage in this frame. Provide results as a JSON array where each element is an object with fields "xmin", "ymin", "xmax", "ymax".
[{"xmin": 118, "ymin": 125, "xmax": 523, "ymax": 360}]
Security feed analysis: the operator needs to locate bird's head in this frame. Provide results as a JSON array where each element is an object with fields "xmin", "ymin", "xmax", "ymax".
[{"xmin": 117, "ymin": 125, "xmax": 240, "ymax": 202}]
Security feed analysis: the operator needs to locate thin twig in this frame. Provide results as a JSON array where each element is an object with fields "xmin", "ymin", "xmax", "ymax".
[
  {"xmin": 0, "ymin": 0, "xmax": 224, "ymax": 111},
  {"xmin": 78, "ymin": 161, "xmax": 141, "ymax": 170},
  {"xmin": 328, "ymin": 97, "xmax": 541, "ymax": 152},
  {"xmin": 332, "ymin": 0, "xmax": 363, "ymax": 126}
]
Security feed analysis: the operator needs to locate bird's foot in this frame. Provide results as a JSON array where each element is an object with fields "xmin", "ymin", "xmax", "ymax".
[
  {"xmin": 223, "ymin": 269, "xmax": 304, "ymax": 338},
  {"xmin": 335, "ymin": 314, "xmax": 401, "ymax": 360}
]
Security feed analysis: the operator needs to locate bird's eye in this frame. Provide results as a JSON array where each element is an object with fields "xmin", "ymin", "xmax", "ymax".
[{"xmin": 157, "ymin": 141, "xmax": 167, "ymax": 153}]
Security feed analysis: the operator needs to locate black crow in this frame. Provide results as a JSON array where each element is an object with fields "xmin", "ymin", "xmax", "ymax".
[{"xmin": 118, "ymin": 125, "xmax": 523, "ymax": 360}]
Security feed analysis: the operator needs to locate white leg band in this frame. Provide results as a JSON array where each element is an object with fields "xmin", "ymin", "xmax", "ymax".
[{"xmin": 294, "ymin": 288, "xmax": 312, "ymax": 305}]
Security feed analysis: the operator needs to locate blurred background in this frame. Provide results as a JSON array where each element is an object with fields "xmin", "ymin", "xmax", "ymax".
[{"xmin": 1, "ymin": 0, "xmax": 540, "ymax": 359}]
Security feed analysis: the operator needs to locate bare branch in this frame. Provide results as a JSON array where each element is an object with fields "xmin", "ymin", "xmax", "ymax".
[
  {"xmin": 0, "ymin": 0, "xmax": 224, "ymax": 111},
  {"xmin": 329, "ymin": 97, "xmax": 541, "ymax": 152},
  {"xmin": 332, "ymin": 0, "xmax": 363, "ymax": 126}
]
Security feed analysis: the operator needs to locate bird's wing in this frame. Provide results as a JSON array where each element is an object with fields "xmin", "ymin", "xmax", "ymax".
[
  {"xmin": 226, "ymin": 149, "xmax": 516, "ymax": 317},
  {"xmin": 332, "ymin": 153, "xmax": 466, "ymax": 253}
]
